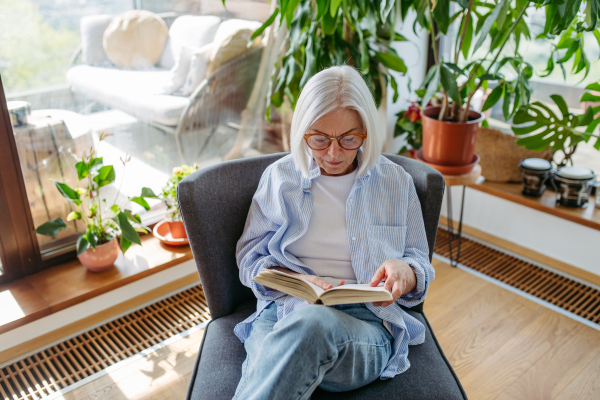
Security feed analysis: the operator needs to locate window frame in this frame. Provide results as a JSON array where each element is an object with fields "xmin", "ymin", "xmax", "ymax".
[{"xmin": 0, "ymin": 74, "xmax": 44, "ymax": 285}]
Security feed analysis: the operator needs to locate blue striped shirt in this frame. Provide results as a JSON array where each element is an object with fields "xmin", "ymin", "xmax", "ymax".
[{"xmin": 234, "ymin": 150, "xmax": 435, "ymax": 379}]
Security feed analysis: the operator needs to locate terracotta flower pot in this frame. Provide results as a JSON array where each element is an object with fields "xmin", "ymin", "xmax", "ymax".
[
  {"xmin": 421, "ymin": 107, "xmax": 484, "ymax": 166},
  {"xmin": 167, "ymin": 221, "xmax": 187, "ymax": 239},
  {"xmin": 78, "ymin": 239, "xmax": 119, "ymax": 272}
]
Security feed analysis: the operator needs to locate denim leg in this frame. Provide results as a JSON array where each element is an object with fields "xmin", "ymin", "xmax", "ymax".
[
  {"xmin": 234, "ymin": 304, "xmax": 392, "ymax": 400},
  {"xmin": 233, "ymin": 303, "xmax": 278, "ymax": 399}
]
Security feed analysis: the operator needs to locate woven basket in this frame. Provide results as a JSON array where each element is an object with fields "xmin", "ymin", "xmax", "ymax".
[{"xmin": 475, "ymin": 127, "xmax": 553, "ymax": 183}]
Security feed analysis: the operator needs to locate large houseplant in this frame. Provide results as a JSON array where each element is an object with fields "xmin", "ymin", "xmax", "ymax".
[
  {"xmin": 410, "ymin": 0, "xmax": 600, "ymax": 166},
  {"xmin": 237, "ymin": 0, "xmax": 409, "ymax": 120},
  {"xmin": 35, "ymin": 131, "xmax": 157, "ymax": 271}
]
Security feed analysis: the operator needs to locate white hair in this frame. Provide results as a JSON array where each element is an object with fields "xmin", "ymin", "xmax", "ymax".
[{"xmin": 290, "ymin": 65, "xmax": 384, "ymax": 179}]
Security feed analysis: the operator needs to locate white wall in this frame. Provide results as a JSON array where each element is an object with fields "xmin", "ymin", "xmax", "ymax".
[
  {"xmin": 386, "ymin": 10, "xmax": 429, "ymax": 153},
  {"xmin": 441, "ymin": 187, "xmax": 600, "ymax": 276}
]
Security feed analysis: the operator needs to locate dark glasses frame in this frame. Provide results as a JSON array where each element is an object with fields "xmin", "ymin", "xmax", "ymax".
[{"xmin": 303, "ymin": 132, "xmax": 368, "ymax": 150}]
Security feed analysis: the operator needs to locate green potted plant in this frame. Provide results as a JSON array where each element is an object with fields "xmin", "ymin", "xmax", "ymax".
[
  {"xmin": 394, "ymin": 89, "xmax": 443, "ymax": 156},
  {"xmin": 160, "ymin": 164, "xmax": 199, "ymax": 239},
  {"xmin": 238, "ymin": 0, "xmax": 409, "ymax": 119},
  {"xmin": 411, "ymin": 0, "xmax": 600, "ymax": 167},
  {"xmin": 35, "ymin": 131, "xmax": 158, "ymax": 271}
]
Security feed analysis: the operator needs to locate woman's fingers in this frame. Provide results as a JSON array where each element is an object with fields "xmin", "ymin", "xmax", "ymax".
[
  {"xmin": 391, "ymin": 280, "xmax": 402, "ymax": 301},
  {"xmin": 337, "ymin": 279, "xmax": 345, "ymax": 286},
  {"xmin": 369, "ymin": 265, "xmax": 387, "ymax": 286},
  {"xmin": 305, "ymin": 275, "xmax": 333, "ymax": 290}
]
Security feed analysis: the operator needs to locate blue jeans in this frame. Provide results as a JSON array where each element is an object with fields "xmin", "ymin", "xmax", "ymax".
[{"xmin": 233, "ymin": 302, "xmax": 393, "ymax": 400}]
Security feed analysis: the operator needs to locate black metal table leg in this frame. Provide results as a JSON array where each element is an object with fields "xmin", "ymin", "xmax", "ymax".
[{"xmin": 446, "ymin": 186, "xmax": 466, "ymax": 267}]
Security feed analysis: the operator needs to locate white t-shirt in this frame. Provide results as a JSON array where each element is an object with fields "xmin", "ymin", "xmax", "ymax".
[{"xmin": 287, "ymin": 168, "xmax": 358, "ymax": 285}]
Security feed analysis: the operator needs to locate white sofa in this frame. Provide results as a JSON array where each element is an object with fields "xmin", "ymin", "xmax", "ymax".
[{"xmin": 66, "ymin": 13, "xmax": 263, "ymax": 160}]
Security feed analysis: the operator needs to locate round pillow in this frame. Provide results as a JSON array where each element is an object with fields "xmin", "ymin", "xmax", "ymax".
[{"xmin": 103, "ymin": 10, "xmax": 168, "ymax": 69}]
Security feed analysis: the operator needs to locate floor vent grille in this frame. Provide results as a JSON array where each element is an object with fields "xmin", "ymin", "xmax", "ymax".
[
  {"xmin": 0, "ymin": 285, "xmax": 210, "ymax": 400},
  {"xmin": 434, "ymin": 228, "xmax": 600, "ymax": 325}
]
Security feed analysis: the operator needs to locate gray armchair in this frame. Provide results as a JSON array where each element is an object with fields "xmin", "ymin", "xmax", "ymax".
[{"xmin": 178, "ymin": 153, "xmax": 467, "ymax": 400}]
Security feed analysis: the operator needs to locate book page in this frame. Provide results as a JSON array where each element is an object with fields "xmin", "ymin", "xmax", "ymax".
[
  {"xmin": 265, "ymin": 269, "xmax": 326, "ymax": 296},
  {"xmin": 326, "ymin": 282, "xmax": 388, "ymax": 292}
]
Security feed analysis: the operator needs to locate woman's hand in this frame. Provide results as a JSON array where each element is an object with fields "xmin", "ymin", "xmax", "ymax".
[
  {"xmin": 369, "ymin": 260, "xmax": 416, "ymax": 307},
  {"xmin": 268, "ymin": 267, "xmax": 344, "ymax": 290}
]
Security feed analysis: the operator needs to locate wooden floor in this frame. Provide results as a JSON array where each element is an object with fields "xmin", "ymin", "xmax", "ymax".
[{"xmin": 64, "ymin": 258, "xmax": 600, "ymax": 399}]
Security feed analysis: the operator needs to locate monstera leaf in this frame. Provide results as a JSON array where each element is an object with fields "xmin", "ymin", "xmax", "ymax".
[{"xmin": 511, "ymin": 94, "xmax": 593, "ymax": 152}]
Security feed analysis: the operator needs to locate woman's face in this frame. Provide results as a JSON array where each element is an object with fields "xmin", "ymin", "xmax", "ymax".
[{"xmin": 308, "ymin": 108, "xmax": 365, "ymax": 176}]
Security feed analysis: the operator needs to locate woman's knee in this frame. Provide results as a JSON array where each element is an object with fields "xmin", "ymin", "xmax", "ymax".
[{"xmin": 274, "ymin": 305, "xmax": 341, "ymax": 337}]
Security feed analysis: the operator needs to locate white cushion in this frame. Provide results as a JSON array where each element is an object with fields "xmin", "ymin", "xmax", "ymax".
[
  {"xmin": 66, "ymin": 65, "xmax": 189, "ymax": 126},
  {"xmin": 103, "ymin": 10, "xmax": 168, "ymax": 69},
  {"xmin": 158, "ymin": 15, "xmax": 221, "ymax": 70},
  {"xmin": 181, "ymin": 44, "xmax": 215, "ymax": 96},
  {"xmin": 80, "ymin": 15, "xmax": 113, "ymax": 66},
  {"xmin": 212, "ymin": 19, "xmax": 262, "ymax": 45},
  {"xmin": 160, "ymin": 45, "xmax": 199, "ymax": 95}
]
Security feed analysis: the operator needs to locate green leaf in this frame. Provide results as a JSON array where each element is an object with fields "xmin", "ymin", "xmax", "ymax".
[
  {"xmin": 440, "ymin": 64, "xmax": 460, "ymax": 104},
  {"xmin": 560, "ymin": 39, "xmax": 579, "ymax": 63},
  {"xmin": 503, "ymin": 84, "xmax": 512, "ymax": 120},
  {"xmin": 117, "ymin": 212, "xmax": 142, "ymax": 245},
  {"xmin": 432, "ymin": 0, "xmax": 450, "ymax": 34},
  {"xmin": 482, "ymin": 84, "xmax": 504, "ymax": 111},
  {"xmin": 67, "ymin": 211, "xmax": 81, "ymax": 221},
  {"xmin": 140, "ymin": 187, "xmax": 158, "ymax": 198},
  {"xmin": 578, "ymin": 106, "xmax": 595, "ymax": 127},
  {"xmin": 110, "ymin": 204, "xmax": 121, "ymax": 214},
  {"xmin": 585, "ymin": 82, "xmax": 600, "ymax": 91},
  {"xmin": 331, "ymin": 0, "xmax": 342, "ymax": 18},
  {"xmin": 582, "ymin": 92, "xmax": 600, "ymax": 103},
  {"xmin": 472, "ymin": 0, "xmax": 506, "ymax": 55},
  {"xmin": 322, "ymin": 7, "xmax": 337, "ymax": 35},
  {"xmin": 75, "ymin": 161, "xmax": 89, "ymax": 180},
  {"xmin": 77, "ymin": 235, "xmax": 90, "ymax": 255},
  {"xmin": 380, "ymin": 0, "xmax": 394, "ymax": 21},
  {"xmin": 390, "ymin": 74, "xmax": 399, "ymax": 103},
  {"xmin": 285, "ymin": 0, "xmax": 301, "ymax": 28},
  {"xmin": 496, "ymin": 0, "xmax": 511, "ymax": 31},
  {"xmin": 131, "ymin": 196, "xmax": 151, "ymax": 211},
  {"xmin": 120, "ymin": 237, "xmax": 132, "ymax": 254},
  {"xmin": 54, "ymin": 181, "xmax": 82, "ymax": 205},
  {"xmin": 250, "ymin": 8, "xmax": 279, "ymax": 41},
  {"xmin": 35, "ymin": 218, "xmax": 67, "ymax": 237},
  {"xmin": 422, "ymin": 65, "xmax": 440, "ymax": 109},
  {"xmin": 93, "ymin": 165, "xmax": 116, "ymax": 188},
  {"xmin": 124, "ymin": 209, "xmax": 142, "ymax": 224},
  {"xmin": 461, "ymin": 15, "xmax": 473, "ymax": 59},
  {"xmin": 550, "ymin": 94, "xmax": 569, "ymax": 118},
  {"xmin": 86, "ymin": 230, "xmax": 98, "ymax": 249},
  {"xmin": 375, "ymin": 52, "xmax": 407, "ymax": 73},
  {"xmin": 444, "ymin": 62, "xmax": 466, "ymax": 76},
  {"xmin": 316, "ymin": 0, "xmax": 329, "ymax": 21}
]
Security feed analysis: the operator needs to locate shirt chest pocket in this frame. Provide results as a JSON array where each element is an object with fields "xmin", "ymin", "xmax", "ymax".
[{"xmin": 367, "ymin": 225, "xmax": 407, "ymax": 264}]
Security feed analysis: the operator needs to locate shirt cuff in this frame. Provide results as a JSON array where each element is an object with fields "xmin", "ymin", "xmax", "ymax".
[{"xmin": 399, "ymin": 258, "xmax": 426, "ymax": 299}]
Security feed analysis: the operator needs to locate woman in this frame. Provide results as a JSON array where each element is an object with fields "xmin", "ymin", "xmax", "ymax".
[{"xmin": 233, "ymin": 66, "xmax": 434, "ymax": 399}]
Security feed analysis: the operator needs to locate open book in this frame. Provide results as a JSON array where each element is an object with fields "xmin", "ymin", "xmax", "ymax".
[{"xmin": 252, "ymin": 269, "xmax": 393, "ymax": 306}]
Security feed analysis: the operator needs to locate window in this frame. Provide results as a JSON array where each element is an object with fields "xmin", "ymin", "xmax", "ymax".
[{"xmin": 0, "ymin": 0, "xmax": 275, "ymax": 281}]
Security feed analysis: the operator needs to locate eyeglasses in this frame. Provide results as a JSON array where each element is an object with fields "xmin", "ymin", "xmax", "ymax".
[{"xmin": 303, "ymin": 132, "xmax": 367, "ymax": 151}]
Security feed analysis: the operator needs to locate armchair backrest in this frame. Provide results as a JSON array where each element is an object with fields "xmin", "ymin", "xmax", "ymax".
[{"xmin": 178, "ymin": 153, "xmax": 445, "ymax": 319}]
